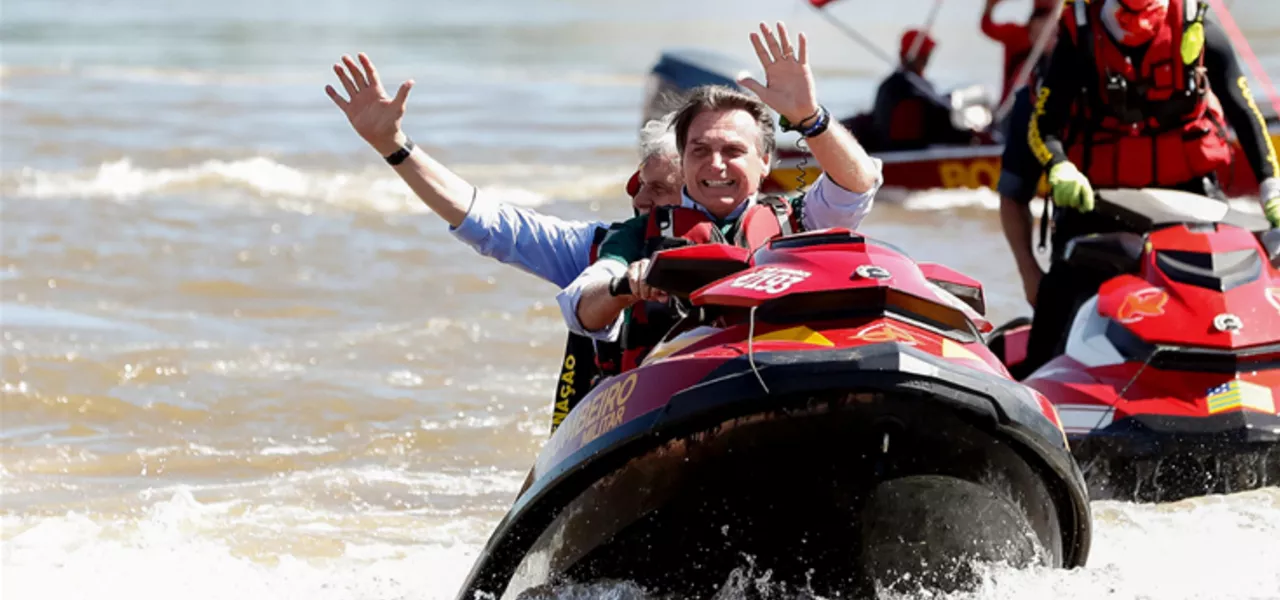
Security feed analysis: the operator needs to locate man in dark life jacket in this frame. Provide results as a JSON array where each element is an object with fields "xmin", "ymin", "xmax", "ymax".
[
  {"xmin": 557, "ymin": 21, "xmax": 885, "ymax": 372},
  {"xmin": 868, "ymin": 29, "xmax": 984, "ymax": 152},
  {"xmin": 1021, "ymin": 0, "xmax": 1280, "ymax": 374}
]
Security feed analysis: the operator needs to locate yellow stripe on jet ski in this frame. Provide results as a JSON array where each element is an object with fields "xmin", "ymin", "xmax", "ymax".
[
  {"xmin": 641, "ymin": 326, "xmax": 721, "ymax": 365},
  {"xmin": 752, "ymin": 326, "xmax": 835, "ymax": 347},
  {"xmin": 642, "ymin": 326, "xmax": 835, "ymax": 366},
  {"xmin": 941, "ymin": 338, "xmax": 984, "ymax": 362}
]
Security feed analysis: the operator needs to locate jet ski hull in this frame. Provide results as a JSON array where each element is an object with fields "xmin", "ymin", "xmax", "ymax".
[
  {"xmin": 1068, "ymin": 410, "xmax": 1280, "ymax": 503},
  {"xmin": 456, "ymin": 343, "xmax": 1091, "ymax": 599},
  {"xmin": 1039, "ymin": 368, "xmax": 1280, "ymax": 504},
  {"xmin": 987, "ymin": 189, "xmax": 1280, "ymax": 503}
]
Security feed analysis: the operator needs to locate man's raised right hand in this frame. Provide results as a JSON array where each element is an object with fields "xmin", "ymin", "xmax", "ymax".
[{"xmin": 326, "ymin": 53, "xmax": 415, "ymax": 156}]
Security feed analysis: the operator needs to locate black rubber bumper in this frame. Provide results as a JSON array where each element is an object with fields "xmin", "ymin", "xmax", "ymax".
[
  {"xmin": 454, "ymin": 342, "xmax": 1093, "ymax": 600},
  {"xmin": 1073, "ymin": 411, "xmax": 1280, "ymax": 459}
]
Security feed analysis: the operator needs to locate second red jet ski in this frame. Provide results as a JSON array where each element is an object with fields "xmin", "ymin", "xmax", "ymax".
[{"xmin": 989, "ymin": 188, "xmax": 1280, "ymax": 503}]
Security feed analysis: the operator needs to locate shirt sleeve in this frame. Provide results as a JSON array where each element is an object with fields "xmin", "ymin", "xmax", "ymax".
[
  {"xmin": 448, "ymin": 190, "xmax": 604, "ymax": 289},
  {"xmin": 554, "ymin": 215, "xmax": 648, "ymax": 342},
  {"xmin": 555, "ymin": 259, "xmax": 629, "ymax": 342},
  {"xmin": 1202, "ymin": 19, "xmax": 1279, "ymax": 183},
  {"xmin": 797, "ymin": 161, "xmax": 884, "ymax": 232},
  {"xmin": 1028, "ymin": 22, "xmax": 1080, "ymax": 169}
]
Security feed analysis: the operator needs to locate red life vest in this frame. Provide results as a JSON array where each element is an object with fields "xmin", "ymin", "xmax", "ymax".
[
  {"xmin": 1062, "ymin": 0, "xmax": 1231, "ymax": 188},
  {"xmin": 618, "ymin": 196, "xmax": 798, "ymax": 372}
]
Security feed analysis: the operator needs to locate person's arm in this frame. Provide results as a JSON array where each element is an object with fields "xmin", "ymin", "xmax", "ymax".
[
  {"xmin": 802, "ymin": 115, "xmax": 883, "ymax": 194},
  {"xmin": 1000, "ymin": 196, "xmax": 1042, "ymax": 304},
  {"xmin": 1201, "ymin": 19, "xmax": 1279, "ymax": 187},
  {"xmin": 737, "ymin": 23, "xmax": 881, "ymax": 194},
  {"xmin": 326, "ymin": 54, "xmax": 475, "ymax": 226},
  {"xmin": 381, "ymin": 140, "xmax": 475, "ymax": 227},
  {"xmin": 556, "ymin": 216, "xmax": 650, "ymax": 340},
  {"xmin": 327, "ymin": 53, "xmax": 607, "ymax": 287},
  {"xmin": 796, "ymin": 165, "xmax": 882, "ymax": 232},
  {"xmin": 449, "ymin": 192, "xmax": 605, "ymax": 288},
  {"xmin": 558, "ymin": 259, "xmax": 633, "ymax": 341},
  {"xmin": 981, "ymin": 0, "xmax": 1001, "ymax": 39},
  {"xmin": 1028, "ymin": 24, "xmax": 1080, "ymax": 169},
  {"xmin": 981, "ymin": 0, "xmax": 1025, "ymax": 44}
]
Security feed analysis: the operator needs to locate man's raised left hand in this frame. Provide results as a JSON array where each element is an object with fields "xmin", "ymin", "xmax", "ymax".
[{"xmin": 738, "ymin": 22, "xmax": 821, "ymax": 128}]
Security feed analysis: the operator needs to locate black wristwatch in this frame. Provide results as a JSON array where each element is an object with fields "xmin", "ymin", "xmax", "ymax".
[
  {"xmin": 384, "ymin": 138, "xmax": 415, "ymax": 166},
  {"xmin": 779, "ymin": 105, "xmax": 830, "ymax": 138}
]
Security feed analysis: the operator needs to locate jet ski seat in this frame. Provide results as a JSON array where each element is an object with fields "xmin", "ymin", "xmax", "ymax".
[{"xmin": 1062, "ymin": 232, "xmax": 1145, "ymax": 278}]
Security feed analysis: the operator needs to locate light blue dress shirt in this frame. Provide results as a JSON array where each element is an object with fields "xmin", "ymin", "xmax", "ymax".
[{"xmin": 449, "ymin": 191, "xmax": 611, "ymax": 289}]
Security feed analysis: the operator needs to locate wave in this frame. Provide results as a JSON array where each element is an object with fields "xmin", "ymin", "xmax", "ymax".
[
  {"xmin": 4, "ymin": 487, "xmax": 1279, "ymax": 600},
  {"xmin": 6, "ymin": 156, "xmax": 1267, "ymax": 220},
  {"xmin": 3, "ymin": 157, "xmax": 638, "ymax": 214},
  {"xmin": 881, "ymin": 186, "xmax": 1267, "ymax": 214},
  {"xmin": 0, "ymin": 487, "xmax": 484, "ymax": 600},
  {"xmin": 879, "ymin": 185, "xmax": 1003, "ymax": 211}
]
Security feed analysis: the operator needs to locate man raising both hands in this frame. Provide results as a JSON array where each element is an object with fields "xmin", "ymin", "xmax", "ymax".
[{"xmin": 562, "ymin": 22, "xmax": 884, "ymax": 368}]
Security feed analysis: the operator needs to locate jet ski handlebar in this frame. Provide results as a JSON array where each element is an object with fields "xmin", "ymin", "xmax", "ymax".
[{"xmin": 1067, "ymin": 188, "xmax": 1272, "ymax": 234}]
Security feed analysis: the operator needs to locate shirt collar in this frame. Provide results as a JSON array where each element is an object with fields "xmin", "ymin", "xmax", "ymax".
[{"xmin": 679, "ymin": 187, "xmax": 757, "ymax": 224}]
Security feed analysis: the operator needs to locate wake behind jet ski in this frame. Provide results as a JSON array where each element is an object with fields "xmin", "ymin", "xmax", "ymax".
[
  {"xmin": 988, "ymin": 188, "xmax": 1280, "ymax": 503},
  {"xmin": 455, "ymin": 229, "xmax": 1091, "ymax": 599}
]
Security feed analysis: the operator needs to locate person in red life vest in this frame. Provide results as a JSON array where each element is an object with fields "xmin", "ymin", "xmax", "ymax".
[
  {"xmin": 558, "ymin": 21, "xmax": 884, "ymax": 371},
  {"xmin": 1021, "ymin": 0, "xmax": 1280, "ymax": 374},
  {"xmin": 867, "ymin": 29, "xmax": 984, "ymax": 152},
  {"xmin": 982, "ymin": 0, "xmax": 1059, "ymax": 104}
]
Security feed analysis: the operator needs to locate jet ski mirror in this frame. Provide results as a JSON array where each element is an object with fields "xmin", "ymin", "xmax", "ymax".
[
  {"xmin": 645, "ymin": 243, "xmax": 753, "ymax": 298},
  {"xmin": 1063, "ymin": 232, "xmax": 1146, "ymax": 278},
  {"xmin": 918, "ymin": 263, "xmax": 987, "ymax": 316}
]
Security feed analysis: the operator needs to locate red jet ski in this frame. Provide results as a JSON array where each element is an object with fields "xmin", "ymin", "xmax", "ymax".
[
  {"xmin": 988, "ymin": 189, "xmax": 1280, "ymax": 503},
  {"xmin": 455, "ymin": 229, "xmax": 1092, "ymax": 599}
]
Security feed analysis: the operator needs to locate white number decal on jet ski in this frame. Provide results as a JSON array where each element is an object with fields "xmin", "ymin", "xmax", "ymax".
[{"xmin": 729, "ymin": 267, "xmax": 811, "ymax": 295}]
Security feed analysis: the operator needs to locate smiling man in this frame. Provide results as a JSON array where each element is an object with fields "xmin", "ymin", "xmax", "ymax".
[{"xmin": 557, "ymin": 22, "xmax": 884, "ymax": 369}]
